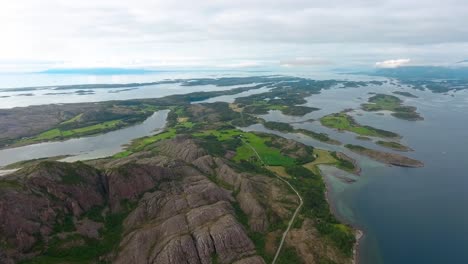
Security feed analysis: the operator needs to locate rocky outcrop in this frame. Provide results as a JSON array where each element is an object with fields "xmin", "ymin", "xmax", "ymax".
[
  {"xmin": 286, "ymin": 219, "xmax": 353, "ymax": 264},
  {"xmin": 345, "ymin": 144, "xmax": 424, "ymax": 168},
  {"xmin": 114, "ymin": 165, "xmax": 258, "ymax": 264},
  {"xmin": 0, "ymin": 162, "xmax": 107, "ymax": 259},
  {"xmin": 155, "ymin": 135, "xmax": 208, "ymax": 163},
  {"xmin": 106, "ymin": 162, "xmax": 175, "ymax": 212}
]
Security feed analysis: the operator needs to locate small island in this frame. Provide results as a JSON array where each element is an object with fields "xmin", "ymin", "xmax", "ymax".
[
  {"xmin": 320, "ymin": 112, "xmax": 400, "ymax": 138},
  {"xmin": 257, "ymin": 120, "xmax": 343, "ymax": 145},
  {"xmin": 356, "ymin": 136, "xmax": 372, "ymax": 141},
  {"xmin": 263, "ymin": 121, "xmax": 294, "ymax": 132},
  {"xmin": 392, "ymin": 91, "xmax": 418, "ymax": 98},
  {"xmin": 345, "ymin": 144, "xmax": 424, "ymax": 167},
  {"xmin": 296, "ymin": 129, "xmax": 342, "ymax": 145},
  {"xmin": 281, "ymin": 105, "xmax": 320, "ymax": 116},
  {"xmin": 361, "ymin": 94, "xmax": 423, "ymax": 121},
  {"xmin": 376, "ymin": 140, "xmax": 413, "ymax": 152}
]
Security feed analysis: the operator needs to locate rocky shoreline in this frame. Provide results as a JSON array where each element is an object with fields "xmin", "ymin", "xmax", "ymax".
[
  {"xmin": 353, "ymin": 230, "xmax": 364, "ymax": 264},
  {"xmin": 345, "ymin": 144, "xmax": 424, "ymax": 168}
]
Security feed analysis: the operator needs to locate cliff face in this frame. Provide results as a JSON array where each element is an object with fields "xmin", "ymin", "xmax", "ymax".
[{"xmin": 0, "ymin": 162, "xmax": 107, "ymax": 257}]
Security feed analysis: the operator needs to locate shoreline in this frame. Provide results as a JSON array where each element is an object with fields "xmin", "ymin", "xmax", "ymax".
[
  {"xmin": 318, "ymin": 164, "xmax": 364, "ymax": 264},
  {"xmin": 353, "ymin": 229, "xmax": 364, "ymax": 264}
]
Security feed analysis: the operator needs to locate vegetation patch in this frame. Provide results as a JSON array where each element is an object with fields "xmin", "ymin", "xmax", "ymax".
[
  {"xmin": 264, "ymin": 121, "xmax": 294, "ymax": 132},
  {"xmin": 393, "ymin": 91, "xmax": 418, "ymax": 98},
  {"xmin": 320, "ymin": 112, "xmax": 399, "ymax": 138},
  {"xmin": 276, "ymin": 246, "xmax": 303, "ymax": 264},
  {"xmin": 19, "ymin": 120, "xmax": 126, "ymax": 145},
  {"xmin": 194, "ymin": 129, "xmax": 296, "ymax": 167},
  {"xmin": 113, "ymin": 129, "xmax": 177, "ymax": 158},
  {"xmin": 0, "ymin": 180, "xmax": 22, "ymax": 190},
  {"xmin": 281, "ymin": 106, "xmax": 319, "ymax": 116},
  {"xmin": 330, "ymin": 152, "xmax": 357, "ymax": 173},
  {"xmin": 286, "ymin": 165, "xmax": 355, "ymax": 257},
  {"xmin": 376, "ymin": 140, "xmax": 412, "ymax": 151},
  {"xmin": 24, "ymin": 202, "xmax": 135, "ymax": 264},
  {"xmin": 361, "ymin": 94, "xmax": 423, "ymax": 121},
  {"xmin": 296, "ymin": 129, "xmax": 341, "ymax": 145}
]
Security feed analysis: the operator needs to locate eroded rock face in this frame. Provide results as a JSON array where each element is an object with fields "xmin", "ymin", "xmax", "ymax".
[
  {"xmin": 212, "ymin": 158, "xmax": 298, "ymax": 233},
  {"xmin": 114, "ymin": 167, "xmax": 257, "ymax": 264},
  {"xmin": 0, "ymin": 162, "xmax": 107, "ymax": 259},
  {"xmin": 106, "ymin": 163, "xmax": 175, "ymax": 212},
  {"xmin": 156, "ymin": 135, "xmax": 208, "ymax": 163}
]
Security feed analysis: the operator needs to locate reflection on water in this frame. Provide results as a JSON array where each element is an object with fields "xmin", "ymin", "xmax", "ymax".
[{"xmin": 0, "ymin": 110, "xmax": 169, "ymax": 166}]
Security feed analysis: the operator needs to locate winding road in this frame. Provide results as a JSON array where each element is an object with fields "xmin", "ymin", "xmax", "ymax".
[
  {"xmin": 242, "ymin": 139, "xmax": 304, "ymax": 264},
  {"xmin": 237, "ymin": 106, "xmax": 304, "ymax": 263}
]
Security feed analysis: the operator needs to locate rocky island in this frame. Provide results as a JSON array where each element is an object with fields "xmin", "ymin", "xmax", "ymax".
[{"xmin": 345, "ymin": 144, "xmax": 424, "ymax": 168}]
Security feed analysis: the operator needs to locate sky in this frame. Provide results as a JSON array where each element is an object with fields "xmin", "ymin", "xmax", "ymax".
[{"xmin": 1, "ymin": 0, "xmax": 467, "ymax": 72}]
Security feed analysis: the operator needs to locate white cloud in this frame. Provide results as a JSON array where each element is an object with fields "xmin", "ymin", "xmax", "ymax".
[
  {"xmin": 375, "ymin": 59, "xmax": 411, "ymax": 68},
  {"xmin": 0, "ymin": 1, "xmax": 468, "ymax": 71}
]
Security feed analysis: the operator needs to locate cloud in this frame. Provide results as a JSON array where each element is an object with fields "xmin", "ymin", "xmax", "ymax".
[
  {"xmin": 1, "ymin": 1, "xmax": 468, "ymax": 71},
  {"xmin": 375, "ymin": 59, "xmax": 411, "ymax": 68}
]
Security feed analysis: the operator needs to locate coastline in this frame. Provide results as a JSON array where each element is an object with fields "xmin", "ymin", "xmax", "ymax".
[
  {"xmin": 353, "ymin": 229, "xmax": 364, "ymax": 264},
  {"xmin": 318, "ymin": 164, "xmax": 364, "ymax": 264}
]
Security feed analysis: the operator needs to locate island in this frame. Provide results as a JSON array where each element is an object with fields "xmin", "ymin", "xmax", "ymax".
[
  {"xmin": 361, "ymin": 94, "xmax": 423, "ymax": 121},
  {"xmin": 345, "ymin": 144, "xmax": 424, "ymax": 167},
  {"xmin": 320, "ymin": 112, "xmax": 400, "ymax": 138},
  {"xmin": 296, "ymin": 128, "xmax": 342, "ymax": 145},
  {"xmin": 376, "ymin": 140, "xmax": 413, "ymax": 152},
  {"xmin": 393, "ymin": 91, "xmax": 418, "ymax": 98}
]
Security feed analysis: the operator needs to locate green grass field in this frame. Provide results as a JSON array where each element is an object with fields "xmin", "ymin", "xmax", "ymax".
[
  {"xmin": 320, "ymin": 113, "xmax": 399, "ymax": 138},
  {"xmin": 19, "ymin": 120, "xmax": 124, "ymax": 145},
  {"xmin": 361, "ymin": 94, "xmax": 402, "ymax": 111},
  {"xmin": 194, "ymin": 129, "xmax": 296, "ymax": 166}
]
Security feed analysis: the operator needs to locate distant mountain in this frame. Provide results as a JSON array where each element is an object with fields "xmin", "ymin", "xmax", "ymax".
[
  {"xmin": 456, "ymin": 60, "xmax": 468, "ymax": 64},
  {"xmin": 40, "ymin": 67, "xmax": 155, "ymax": 75},
  {"xmin": 369, "ymin": 66, "xmax": 468, "ymax": 80}
]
